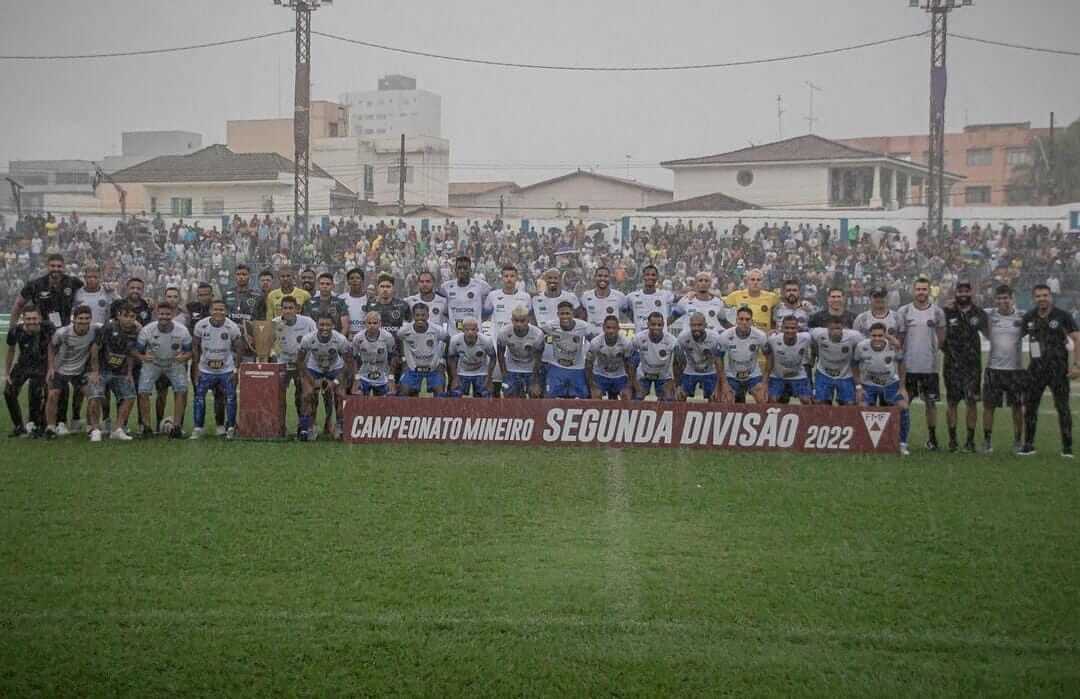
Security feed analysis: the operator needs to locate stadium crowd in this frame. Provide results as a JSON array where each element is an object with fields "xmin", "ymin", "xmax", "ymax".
[{"xmin": 3, "ymin": 210, "xmax": 1080, "ymax": 458}]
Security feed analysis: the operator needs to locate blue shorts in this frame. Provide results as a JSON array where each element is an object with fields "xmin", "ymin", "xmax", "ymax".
[
  {"xmin": 680, "ymin": 373, "xmax": 717, "ymax": 399},
  {"xmin": 545, "ymin": 365, "xmax": 589, "ymax": 399},
  {"xmin": 637, "ymin": 376, "xmax": 670, "ymax": 400},
  {"xmin": 90, "ymin": 371, "xmax": 136, "ymax": 401},
  {"xmin": 356, "ymin": 379, "xmax": 390, "ymax": 396},
  {"xmin": 501, "ymin": 371, "xmax": 534, "ymax": 397},
  {"xmin": 863, "ymin": 381, "xmax": 902, "ymax": 406},
  {"xmin": 306, "ymin": 367, "xmax": 343, "ymax": 382},
  {"xmin": 814, "ymin": 371, "xmax": 856, "ymax": 404},
  {"xmin": 400, "ymin": 369, "xmax": 445, "ymax": 393},
  {"xmin": 595, "ymin": 374, "xmax": 628, "ymax": 399},
  {"xmin": 138, "ymin": 363, "xmax": 188, "ymax": 394},
  {"xmin": 726, "ymin": 375, "xmax": 762, "ymax": 398},
  {"xmin": 768, "ymin": 376, "xmax": 812, "ymax": 401},
  {"xmin": 452, "ymin": 375, "xmax": 490, "ymax": 398}
]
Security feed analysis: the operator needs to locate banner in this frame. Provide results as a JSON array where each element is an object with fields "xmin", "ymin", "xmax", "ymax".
[{"xmin": 342, "ymin": 398, "xmax": 899, "ymax": 454}]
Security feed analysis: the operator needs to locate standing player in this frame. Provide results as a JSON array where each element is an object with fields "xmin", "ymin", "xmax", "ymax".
[
  {"xmin": 632, "ymin": 312, "xmax": 678, "ymax": 400},
  {"xmin": 4, "ymin": 305, "xmax": 52, "ymax": 437},
  {"xmin": 532, "ymin": 268, "xmax": 581, "ymax": 327},
  {"xmin": 134, "ymin": 302, "xmax": 191, "ymax": 439},
  {"xmin": 942, "ymin": 281, "xmax": 989, "ymax": 452},
  {"xmin": 90, "ymin": 302, "xmax": 140, "ymax": 441},
  {"xmin": 190, "ymin": 300, "xmax": 243, "ymax": 439},
  {"xmin": 223, "ymin": 263, "xmax": 266, "ymax": 335},
  {"xmin": 497, "ymin": 307, "xmax": 545, "ymax": 398},
  {"xmin": 723, "ymin": 268, "xmax": 778, "ymax": 333},
  {"xmin": 441, "ymin": 256, "xmax": 491, "ymax": 332},
  {"xmin": 339, "ymin": 268, "xmax": 368, "ymax": 338},
  {"xmin": 541, "ymin": 301, "xmax": 596, "ymax": 399},
  {"xmin": 74, "ymin": 266, "xmax": 114, "ymax": 327},
  {"xmin": 351, "ymin": 312, "xmax": 398, "ymax": 397},
  {"xmin": 363, "ymin": 273, "xmax": 412, "ymax": 336},
  {"xmin": 674, "ymin": 272, "xmax": 728, "ymax": 331},
  {"xmin": 580, "ymin": 266, "xmax": 627, "ymax": 329},
  {"xmin": 717, "ymin": 307, "xmax": 769, "ymax": 403},
  {"xmin": 296, "ymin": 315, "xmax": 351, "ymax": 440},
  {"xmin": 586, "ymin": 316, "xmax": 636, "ymax": 400},
  {"xmin": 675, "ymin": 313, "xmax": 724, "ymax": 401},
  {"xmin": 1018, "ymin": 284, "xmax": 1080, "ymax": 457},
  {"xmin": 981, "ymin": 285, "xmax": 1025, "ymax": 454},
  {"xmin": 483, "ymin": 266, "xmax": 531, "ymax": 396},
  {"xmin": 44, "ymin": 305, "xmax": 98, "ymax": 439},
  {"xmin": 272, "ymin": 296, "xmax": 317, "ymax": 430},
  {"xmin": 448, "ymin": 318, "xmax": 496, "ymax": 397},
  {"xmin": 397, "ymin": 303, "xmax": 450, "ymax": 397},
  {"xmin": 626, "ymin": 265, "xmax": 674, "ymax": 333},
  {"xmin": 854, "ymin": 288, "xmax": 900, "ymax": 339},
  {"xmin": 265, "ymin": 267, "xmax": 311, "ymax": 322},
  {"xmin": 897, "ymin": 278, "xmax": 946, "ymax": 451},
  {"xmin": 182, "ymin": 282, "xmax": 223, "ymax": 433},
  {"xmin": 299, "ymin": 269, "xmax": 317, "ymax": 296},
  {"xmin": 11, "ymin": 253, "xmax": 83, "ymax": 327},
  {"xmin": 810, "ymin": 318, "xmax": 862, "ymax": 405},
  {"xmin": 405, "ymin": 270, "xmax": 447, "ymax": 328},
  {"xmin": 809, "ymin": 288, "xmax": 856, "ymax": 329},
  {"xmin": 855, "ymin": 323, "xmax": 912, "ymax": 455},
  {"xmin": 110, "ymin": 277, "xmax": 154, "ymax": 430},
  {"xmin": 765, "ymin": 315, "xmax": 813, "ymax": 404},
  {"xmin": 303, "ymin": 273, "xmax": 350, "ymax": 336},
  {"xmin": 772, "ymin": 279, "xmax": 812, "ymax": 332}
]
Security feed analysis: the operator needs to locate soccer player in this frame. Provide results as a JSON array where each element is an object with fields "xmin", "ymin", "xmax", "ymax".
[
  {"xmin": 441, "ymin": 256, "xmax": 491, "ymax": 332},
  {"xmin": 897, "ymin": 277, "xmax": 946, "ymax": 451},
  {"xmin": 448, "ymin": 318, "xmax": 496, "ymax": 397},
  {"xmin": 297, "ymin": 315, "xmax": 351, "ymax": 440},
  {"xmin": 224, "ymin": 263, "xmax": 267, "ymax": 331},
  {"xmin": 631, "ymin": 311, "xmax": 677, "ymax": 400},
  {"xmin": 981, "ymin": 285, "xmax": 1025, "ymax": 454},
  {"xmin": 397, "ymin": 303, "xmax": 450, "ymax": 397},
  {"xmin": 4, "ymin": 304, "xmax": 52, "ymax": 437},
  {"xmin": 484, "ymin": 265, "xmax": 531, "ymax": 396},
  {"xmin": 580, "ymin": 266, "xmax": 627, "ymax": 329},
  {"xmin": 364, "ymin": 273, "xmax": 412, "ymax": 336},
  {"xmin": 497, "ymin": 307, "xmax": 545, "ymax": 398},
  {"xmin": 11, "ymin": 252, "xmax": 83, "ymax": 327},
  {"xmin": 532, "ymin": 268, "xmax": 581, "ymax": 327},
  {"xmin": 90, "ymin": 302, "xmax": 140, "ymax": 441},
  {"xmin": 163, "ymin": 287, "xmax": 188, "ymax": 329},
  {"xmin": 351, "ymin": 311, "xmax": 398, "ymax": 397},
  {"xmin": 942, "ymin": 281, "xmax": 989, "ymax": 452},
  {"xmin": 185, "ymin": 282, "xmax": 214, "ymax": 329},
  {"xmin": 675, "ymin": 313, "xmax": 724, "ymax": 401},
  {"xmin": 586, "ymin": 316, "xmax": 635, "ymax": 400},
  {"xmin": 541, "ymin": 301, "xmax": 596, "ymax": 399},
  {"xmin": 304, "ymin": 272, "xmax": 350, "ymax": 335},
  {"xmin": 810, "ymin": 317, "xmax": 862, "ymax": 405},
  {"xmin": 272, "ymin": 296, "xmax": 316, "ymax": 428},
  {"xmin": 110, "ymin": 277, "xmax": 154, "ymax": 326},
  {"xmin": 258, "ymin": 269, "xmax": 275, "ymax": 297},
  {"xmin": 626, "ymin": 265, "xmax": 674, "ymax": 333},
  {"xmin": 809, "ymin": 287, "xmax": 856, "ymax": 329},
  {"xmin": 1018, "ymin": 284, "xmax": 1080, "ymax": 457},
  {"xmin": 183, "ymin": 282, "xmax": 224, "ymax": 432},
  {"xmin": 44, "ymin": 305, "xmax": 97, "ymax": 439},
  {"xmin": 854, "ymin": 288, "xmax": 900, "ymax": 339},
  {"xmin": 74, "ymin": 265, "xmax": 114, "ymax": 326},
  {"xmin": 771, "ymin": 279, "xmax": 812, "ymax": 332},
  {"xmin": 299, "ymin": 268, "xmax": 317, "ymax": 296},
  {"xmin": 405, "ymin": 270, "xmax": 448, "ymax": 328},
  {"xmin": 855, "ymin": 323, "xmax": 912, "ymax": 456},
  {"xmin": 190, "ymin": 300, "xmax": 243, "ymax": 439},
  {"xmin": 718, "ymin": 307, "xmax": 769, "ymax": 404},
  {"xmin": 723, "ymin": 268, "xmax": 778, "ymax": 333},
  {"xmin": 265, "ymin": 267, "xmax": 312, "ymax": 322},
  {"xmin": 134, "ymin": 302, "xmax": 191, "ymax": 439},
  {"xmin": 675, "ymin": 272, "xmax": 729, "ymax": 331},
  {"xmin": 765, "ymin": 315, "xmax": 813, "ymax": 404},
  {"xmin": 340, "ymin": 267, "xmax": 369, "ymax": 338}
]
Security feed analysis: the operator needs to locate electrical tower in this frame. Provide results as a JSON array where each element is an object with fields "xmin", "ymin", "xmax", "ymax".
[
  {"xmin": 274, "ymin": 0, "xmax": 331, "ymax": 239},
  {"xmin": 911, "ymin": 0, "xmax": 972, "ymax": 237},
  {"xmin": 804, "ymin": 82, "xmax": 823, "ymax": 134}
]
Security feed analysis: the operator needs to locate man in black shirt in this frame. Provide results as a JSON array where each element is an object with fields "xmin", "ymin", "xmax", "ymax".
[
  {"xmin": 363, "ymin": 272, "xmax": 412, "ymax": 336},
  {"xmin": 302, "ymin": 273, "xmax": 350, "ymax": 334},
  {"xmin": 91, "ymin": 302, "xmax": 140, "ymax": 440},
  {"xmin": 223, "ymin": 264, "xmax": 266, "ymax": 362},
  {"xmin": 4, "ymin": 304, "xmax": 53, "ymax": 437},
  {"xmin": 109, "ymin": 278, "xmax": 154, "ymax": 429},
  {"xmin": 300, "ymin": 268, "xmax": 317, "ymax": 296},
  {"xmin": 808, "ymin": 287, "xmax": 856, "ymax": 329},
  {"xmin": 12, "ymin": 253, "xmax": 83, "ymax": 327},
  {"xmin": 942, "ymin": 281, "xmax": 989, "ymax": 452},
  {"xmin": 1019, "ymin": 284, "xmax": 1080, "ymax": 457}
]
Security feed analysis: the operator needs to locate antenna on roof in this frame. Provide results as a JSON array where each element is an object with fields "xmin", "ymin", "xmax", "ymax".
[{"xmin": 804, "ymin": 81, "xmax": 824, "ymax": 134}]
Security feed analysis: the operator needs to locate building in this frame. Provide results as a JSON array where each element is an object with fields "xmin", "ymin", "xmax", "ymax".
[
  {"xmin": 839, "ymin": 122, "xmax": 1050, "ymax": 206},
  {"xmin": 637, "ymin": 191, "xmax": 759, "ymax": 213},
  {"xmin": 448, "ymin": 171, "xmax": 672, "ymax": 218},
  {"xmin": 340, "ymin": 75, "xmax": 442, "ymax": 139},
  {"xmin": 313, "ymin": 135, "xmax": 450, "ymax": 207},
  {"xmin": 6, "ymin": 159, "xmax": 99, "ymax": 214},
  {"xmin": 448, "ymin": 181, "xmax": 519, "ymax": 211},
  {"xmin": 227, "ymin": 101, "xmax": 350, "ymax": 160},
  {"xmin": 661, "ymin": 134, "xmax": 962, "ymax": 210},
  {"xmin": 100, "ymin": 131, "xmax": 204, "ymax": 173},
  {"xmin": 103, "ymin": 144, "xmax": 355, "ymax": 219}
]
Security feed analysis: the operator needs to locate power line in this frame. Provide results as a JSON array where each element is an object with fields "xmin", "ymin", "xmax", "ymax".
[
  {"xmin": 952, "ymin": 33, "xmax": 1080, "ymax": 58},
  {"xmin": 0, "ymin": 30, "xmax": 293, "ymax": 61}
]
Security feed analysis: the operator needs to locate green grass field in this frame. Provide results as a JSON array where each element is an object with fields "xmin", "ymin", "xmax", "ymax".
[{"xmin": 1, "ymin": 383, "xmax": 1079, "ymax": 696}]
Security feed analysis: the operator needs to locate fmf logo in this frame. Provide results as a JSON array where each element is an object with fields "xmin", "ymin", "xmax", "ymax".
[{"xmin": 861, "ymin": 411, "xmax": 891, "ymax": 448}]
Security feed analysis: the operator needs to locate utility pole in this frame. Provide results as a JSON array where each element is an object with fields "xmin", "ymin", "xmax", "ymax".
[
  {"xmin": 804, "ymin": 82, "xmax": 823, "ymax": 134},
  {"xmin": 499, "ymin": 194, "xmax": 505, "ymax": 219},
  {"xmin": 273, "ymin": 0, "xmax": 331, "ymax": 240},
  {"xmin": 777, "ymin": 94, "xmax": 785, "ymax": 139},
  {"xmin": 1048, "ymin": 111, "xmax": 1057, "ymax": 205},
  {"xmin": 398, "ymin": 133, "xmax": 406, "ymax": 216},
  {"xmin": 5, "ymin": 177, "xmax": 23, "ymax": 221},
  {"xmin": 911, "ymin": 0, "xmax": 972, "ymax": 238},
  {"xmin": 625, "ymin": 154, "xmax": 632, "ymax": 179}
]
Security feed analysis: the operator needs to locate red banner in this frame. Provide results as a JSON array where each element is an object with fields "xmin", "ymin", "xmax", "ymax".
[{"xmin": 342, "ymin": 398, "xmax": 899, "ymax": 454}]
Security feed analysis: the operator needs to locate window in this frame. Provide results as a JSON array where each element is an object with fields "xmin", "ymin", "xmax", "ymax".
[
  {"xmin": 170, "ymin": 197, "xmax": 192, "ymax": 217},
  {"xmin": 202, "ymin": 198, "xmax": 225, "ymax": 215},
  {"xmin": 736, "ymin": 170, "xmax": 754, "ymax": 187},
  {"xmin": 387, "ymin": 166, "xmax": 414, "ymax": 184},
  {"xmin": 328, "ymin": 123, "xmax": 340, "ymax": 137},
  {"xmin": 55, "ymin": 171, "xmax": 91, "ymax": 186},
  {"xmin": 150, "ymin": 197, "xmax": 158, "ymax": 214},
  {"xmin": 18, "ymin": 174, "xmax": 48, "ymax": 186},
  {"xmin": 363, "ymin": 165, "xmax": 375, "ymax": 200},
  {"xmin": 1006, "ymin": 148, "xmax": 1032, "ymax": 166},
  {"xmin": 261, "ymin": 196, "xmax": 274, "ymax": 214},
  {"xmin": 965, "ymin": 186, "xmax": 991, "ymax": 204},
  {"xmin": 966, "ymin": 148, "xmax": 993, "ymax": 167}
]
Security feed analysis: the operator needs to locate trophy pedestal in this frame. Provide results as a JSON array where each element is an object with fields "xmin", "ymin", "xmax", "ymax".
[{"xmin": 237, "ymin": 363, "xmax": 287, "ymax": 439}]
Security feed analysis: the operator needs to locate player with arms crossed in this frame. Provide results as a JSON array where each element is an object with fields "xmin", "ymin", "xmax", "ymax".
[
  {"xmin": 448, "ymin": 318, "xmax": 496, "ymax": 397},
  {"xmin": 627, "ymin": 265, "xmax": 674, "ymax": 333},
  {"xmin": 675, "ymin": 313, "xmax": 724, "ymax": 402},
  {"xmin": 497, "ymin": 307, "xmax": 545, "ymax": 399},
  {"xmin": 586, "ymin": 315, "xmax": 636, "ymax": 400},
  {"xmin": 397, "ymin": 303, "xmax": 450, "ymax": 397},
  {"xmin": 855, "ymin": 323, "xmax": 912, "ymax": 455},
  {"xmin": 273, "ymin": 296, "xmax": 317, "ymax": 431},
  {"xmin": 1018, "ymin": 284, "xmax": 1080, "ymax": 457},
  {"xmin": 296, "ymin": 315, "xmax": 352, "ymax": 440},
  {"xmin": 765, "ymin": 315, "xmax": 813, "ymax": 404},
  {"xmin": 897, "ymin": 277, "xmax": 946, "ymax": 451},
  {"xmin": 541, "ymin": 301, "xmax": 596, "ymax": 399},
  {"xmin": 810, "ymin": 318, "xmax": 862, "ymax": 405},
  {"xmin": 717, "ymin": 307, "xmax": 768, "ymax": 404},
  {"xmin": 134, "ymin": 302, "xmax": 191, "ymax": 439},
  {"xmin": 981, "ymin": 285, "xmax": 1025, "ymax": 454},
  {"xmin": 633, "ymin": 311, "xmax": 678, "ymax": 400},
  {"xmin": 190, "ymin": 300, "xmax": 244, "ymax": 440},
  {"xmin": 351, "ymin": 311, "xmax": 398, "ymax": 397}
]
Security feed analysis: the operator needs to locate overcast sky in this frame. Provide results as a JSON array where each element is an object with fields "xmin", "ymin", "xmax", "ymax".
[{"xmin": 2, "ymin": 0, "xmax": 1077, "ymax": 190}]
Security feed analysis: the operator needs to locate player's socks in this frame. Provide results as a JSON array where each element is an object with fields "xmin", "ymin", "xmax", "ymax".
[{"xmin": 899, "ymin": 409, "xmax": 910, "ymax": 444}]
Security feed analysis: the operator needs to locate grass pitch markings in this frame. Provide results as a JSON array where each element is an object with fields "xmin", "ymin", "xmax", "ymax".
[{"xmin": 604, "ymin": 447, "xmax": 640, "ymax": 622}]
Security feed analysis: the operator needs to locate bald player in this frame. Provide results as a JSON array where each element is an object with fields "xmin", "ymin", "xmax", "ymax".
[
  {"xmin": 497, "ymin": 306, "xmax": 545, "ymax": 398},
  {"xmin": 724, "ymin": 268, "xmax": 779, "ymax": 333},
  {"xmin": 448, "ymin": 318, "xmax": 497, "ymax": 397}
]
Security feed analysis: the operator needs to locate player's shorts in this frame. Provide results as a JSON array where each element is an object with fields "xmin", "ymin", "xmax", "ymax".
[
  {"xmin": 355, "ymin": 378, "xmax": 390, "ymax": 397},
  {"xmin": 863, "ymin": 381, "xmax": 903, "ymax": 407},
  {"xmin": 138, "ymin": 363, "xmax": 188, "ymax": 394},
  {"xmin": 681, "ymin": 373, "xmax": 718, "ymax": 399},
  {"xmin": 155, "ymin": 375, "xmax": 171, "ymax": 392},
  {"xmin": 545, "ymin": 365, "xmax": 589, "ymax": 399},
  {"xmin": 50, "ymin": 372, "xmax": 87, "ymax": 392},
  {"xmin": 983, "ymin": 368, "xmax": 1025, "ymax": 408},
  {"xmin": 90, "ymin": 371, "xmax": 135, "ymax": 401},
  {"xmin": 726, "ymin": 375, "xmax": 762, "ymax": 399},
  {"xmin": 768, "ymin": 376, "xmax": 812, "ymax": 402},
  {"xmin": 306, "ymin": 367, "xmax": 343, "ymax": 383},
  {"xmin": 904, "ymin": 372, "xmax": 940, "ymax": 403},
  {"xmin": 501, "ymin": 371, "xmax": 534, "ymax": 397},
  {"xmin": 453, "ymin": 375, "xmax": 490, "ymax": 398},
  {"xmin": 944, "ymin": 361, "xmax": 982, "ymax": 402},
  {"xmin": 814, "ymin": 371, "xmax": 856, "ymax": 404},
  {"xmin": 400, "ymin": 368, "xmax": 446, "ymax": 394},
  {"xmin": 595, "ymin": 374, "xmax": 628, "ymax": 399},
  {"xmin": 636, "ymin": 376, "xmax": 670, "ymax": 400}
]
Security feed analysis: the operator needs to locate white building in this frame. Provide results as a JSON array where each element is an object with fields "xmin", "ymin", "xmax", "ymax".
[
  {"xmin": 340, "ymin": 75, "xmax": 442, "ymax": 139},
  {"xmin": 460, "ymin": 170, "xmax": 672, "ymax": 219},
  {"xmin": 313, "ymin": 135, "xmax": 449, "ymax": 207},
  {"xmin": 101, "ymin": 130, "xmax": 204, "ymax": 173}
]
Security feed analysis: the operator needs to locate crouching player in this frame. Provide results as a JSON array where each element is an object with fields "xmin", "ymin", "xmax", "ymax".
[
  {"xmin": 397, "ymin": 303, "xmax": 450, "ymax": 397},
  {"xmin": 190, "ymin": 300, "xmax": 243, "ymax": 439},
  {"xmin": 765, "ymin": 315, "xmax": 813, "ymax": 404},
  {"xmin": 134, "ymin": 302, "xmax": 191, "ymax": 438},
  {"xmin": 586, "ymin": 315, "xmax": 635, "ymax": 400},
  {"xmin": 273, "ymin": 296, "xmax": 317, "ymax": 428},
  {"xmin": 541, "ymin": 301, "xmax": 596, "ymax": 399},
  {"xmin": 675, "ymin": 313, "xmax": 724, "ymax": 401},
  {"xmin": 497, "ymin": 307, "xmax": 545, "ymax": 398},
  {"xmin": 90, "ymin": 302, "xmax": 139, "ymax": 440},
  {"xmin": 632, "ymin": 312, "xmax": 677, "ymax": 400},
  {"xmin": 351, "ymin": 311, "xmax": 398, "ymax": 397},
  {"xmin": 297, "ymin": 315, "xmax": 352, "ymax": 439},
  {"xmin": 448, "ymin": 318, "xmax": 496, "ymax": 397},
  {"xmin": 855, "ymin": 322, "xmax": 912, "ymax": 456},
  {"xmin": 717, "ymin": 307, "xmax": 768, "ymax": 403},
  {"xmin": 810, "ymin": 317, "xmax": 863, "ymax": 405}
]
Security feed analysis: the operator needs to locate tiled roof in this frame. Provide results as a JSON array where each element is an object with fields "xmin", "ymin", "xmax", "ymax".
[
  {"xmin": 449, "ymin": 181, "xmax": 517, "ymax": 196},
  {"xmin": 514, "ymin": 170, "xmax": 672, "ymax": 195},
  {"xmin": 110, "ymin": 144, "xmax": 339, "ymax": 184},
  {"xmin": 661, "ymin": 134, "xmax": 886, "ymax": 167},
  {"xmin": 637, "ymin": 191, "xmax": 759, "ymax": 212}
]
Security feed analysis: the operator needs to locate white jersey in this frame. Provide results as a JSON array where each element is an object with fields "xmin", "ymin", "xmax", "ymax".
[
  {"xmin": 299, "ymin": 330, "xmax": 350, "ymax": 373},
  {"xmin": 540, "ymin": 319, "xmax": 595, "ymax": 370},
  {"xmin": 440, "ymin": 278, "xmax": 491, "ymax": 331},
  {"xmin": 273, "ymin": 315, "xmax": 317, "ymax": 365},
  {"xmin": 718, "ymin": 327, "xmax": 768, "ymax": 380},
  {"xmin": 896, "ymin": 302, "xmax": 945, "ymax": 374},
  {"xmin": 580, "ymin": 289, "xmax": 628, "ymax": 327},
  {"xmin": 854, "ymin": 339, "xmax": 903, "ymax": 387},
  {"xmin": 193, "ymin": 317, "xmax": 241, "ymax": 374},
  {"xmin": 985, "ymin": 308, "xmax": 1024, "ymax": 371},
  {"xmin": 51, "ymin": 324, "xmax": 99, "ymax": 375},
  {"xmin": 810, "ymin": 327, "xmax": 863, "ymax": 380},
  {"xmin": 633, "ymin": 330, "xmax": 678, "ymax": 380},
  {"xmin": 338, "ymin": 292, "xmax": 369, "ymax": 337},
  {"xmin": 397, "ymin": 322, "xmax": 449, "ymax": 371},
  {"xmin": 75, "ymin": 288, "xmax": 115, "ymax": 326},
  {"xmin": 766, "ymin": 332, "xmax": 813, "ymax": 380},
  {"xmin": 484, "ymin": 289, "xmax": 532, "ymax": 337},
  {"xmin": 626, "ymin": 288, "xmax": 675, "ymax": 333},
  {"xmin": 352, "ymin": 328, "xmax": 397, "ymax": 385},
  {"xmin": 675, "ymin": 294, "xmax": 729, "ymax": 331},
  {"xmin": 404, "ymin": 292, "xmax": 448, "ymax": 328},
  {"xmin": 587, "ymin": 333, "xmax": 634, "ymax": 379},
  {"xmin": 772, "ymin": 302, "xmax": 812, "ymax": 333},
  {"xmin": 531, "ymin": 291, "xmax": 581, "ymax": 327},
  {"xmin": 136, "ymin": 321, "xmax": 191, "ymax": 369},
  {"xmin": 676, "ymin": 328, "xmax": 723, "ymax": 375},
  {"xmin": 497, "ymin": 324, "xmax": 545, "ymax": 374},
  {"xmin": 448, "ymin": 333, "xmax": 496, "ymax": 377},
  {"xmin": 853, "ymin": 309, "xmax": 900, "ymax": 338}
]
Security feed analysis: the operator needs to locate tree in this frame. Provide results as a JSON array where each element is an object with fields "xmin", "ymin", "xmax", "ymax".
[{"xmin": 1007, "ymin": 116, "xmax": 1080, "ymax": 205}]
